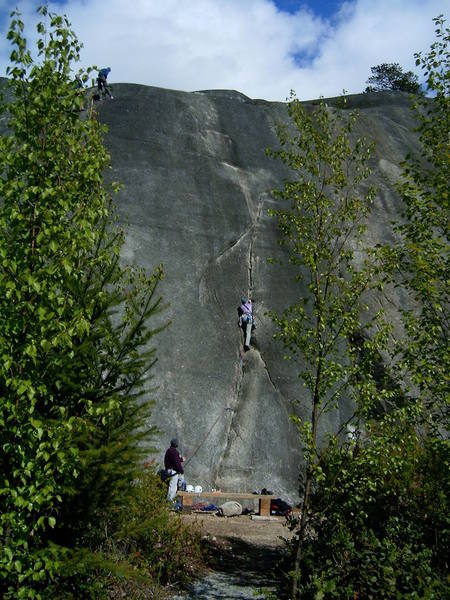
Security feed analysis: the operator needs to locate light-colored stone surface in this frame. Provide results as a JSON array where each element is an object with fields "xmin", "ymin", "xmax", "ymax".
[
  {"xmin": 92, "ymin": 86, "xmax": 420, "ymax": 502},
  {"xmin": 0, "ymin": 77, "xmax": 417, "ymax": 502},
  {"xmin": 172, "ymin": 572, "xmax": 273, "ymax": 600}
]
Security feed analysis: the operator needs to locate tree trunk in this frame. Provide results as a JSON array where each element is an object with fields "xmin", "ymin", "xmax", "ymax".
[{"xmin": 292, "ymin": 369, "xmax": 321, "ymax": 599}]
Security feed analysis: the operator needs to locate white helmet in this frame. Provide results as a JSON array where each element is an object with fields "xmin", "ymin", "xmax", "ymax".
[
  {"xmin": 186, "ymin": 484, "xmax": 194, "ymax": 492},
  {"xmin": 194, "ymin": 485, "xmax": 203, "ymax": 494}
]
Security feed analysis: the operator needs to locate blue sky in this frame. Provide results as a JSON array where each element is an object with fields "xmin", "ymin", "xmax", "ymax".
[
  {"xmin": 0, "ymin": 0, "xmax": 445, "ymax": 101},
  {"xmin": 274, "ymin": 0, "xmax": 343, "ymax": 19}
]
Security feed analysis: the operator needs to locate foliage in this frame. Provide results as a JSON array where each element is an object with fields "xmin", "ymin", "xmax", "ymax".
[
  {"xmin": 377, "ymin": 15, "xmax": 449, "ymax": 429},
  {"xmin": 296, "ymin": 412, "xmax": 449, "ymax": 599},
  {"xmin": 113, "ymin": 465, "xmax": 201, "ymax": 585},
  {"xmin": 272, "ymin": 16, "xmax": 449, "ymax": 600},
  {"xmin": 364, "ymin": 62, "xmax": 421, "ymax": 94},
  {"xmin": 45, "ymin": 466, "xmax": 202, "ymax": 598},
  {"xmin": 0, "ymin": 7, "xmax": 167, "ymax": 597},
  {"xmin": 266, "ymin": 94, "xmax": 380, "ymax": 420},
  {"xmin": 267, "ymin": 93, "xmax": 386, "ymax": 599}
]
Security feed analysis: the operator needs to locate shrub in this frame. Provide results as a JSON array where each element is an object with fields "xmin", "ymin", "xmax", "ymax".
[{"xmin": 295, "ymin": 418, "xmax": 449, "ymax": 599}]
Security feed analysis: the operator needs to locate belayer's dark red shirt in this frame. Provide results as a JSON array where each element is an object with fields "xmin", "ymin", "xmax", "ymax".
[{"xmin": 164, "ymin": 446, "xmax": 184, "ymax": 474}]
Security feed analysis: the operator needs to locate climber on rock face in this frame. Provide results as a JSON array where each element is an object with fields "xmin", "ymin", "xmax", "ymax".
[{"xmin": 238, "ymin": 296, "xmax": 253, "ymax": 351}]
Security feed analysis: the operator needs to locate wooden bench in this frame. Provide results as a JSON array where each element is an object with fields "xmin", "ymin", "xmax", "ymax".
[{"xmin": 176, "ymin": 491, "xmax": 274, "ymax": 516}]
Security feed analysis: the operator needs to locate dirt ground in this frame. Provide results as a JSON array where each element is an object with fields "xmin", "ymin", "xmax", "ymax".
[
  {"xmin": 180, "ymin": 512, "xmax": 295, "ymax": 548},
  {"xmin": 176, "ymin": 511, "xmax": 296, "ymax": 598}
]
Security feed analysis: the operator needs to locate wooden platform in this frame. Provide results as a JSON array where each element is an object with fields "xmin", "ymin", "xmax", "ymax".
[{"xmin": 176, "ymin": 491, "xmax": 274, "ymax": 516}]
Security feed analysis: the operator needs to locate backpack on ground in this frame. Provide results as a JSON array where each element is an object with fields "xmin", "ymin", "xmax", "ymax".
[{"xmin": 270, "ymin": 498, "xmax": 292, "ymax": 516}]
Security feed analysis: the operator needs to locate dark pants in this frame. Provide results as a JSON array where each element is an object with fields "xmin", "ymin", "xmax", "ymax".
[{"xmin": 97, "ymin": 76, "xmax": 112, "ymax": 98}]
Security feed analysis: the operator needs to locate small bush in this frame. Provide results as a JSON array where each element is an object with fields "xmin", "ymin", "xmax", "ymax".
[
  {"xmin": 295, "ymin": 425, "xmax": 449, "ymax": 599},
  {"xmin": 112, "ymin": 465, "xmax": 202, "ymax": 586},
  {"xmin": 42, "ymin": 466, "xmax": 202, "ymax": 598}
]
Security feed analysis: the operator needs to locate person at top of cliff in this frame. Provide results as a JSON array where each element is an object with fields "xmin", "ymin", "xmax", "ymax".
[
  {"xmin": 97, "ymin": 67, "xmax": 113, "ymax": 99},
  {"xmin": 238, "ymin": 297, "xmax": 253, "ymax": 352},
  {"xmin": 164, "ymin": 437, "xmax": 185, "ymax": 501}
]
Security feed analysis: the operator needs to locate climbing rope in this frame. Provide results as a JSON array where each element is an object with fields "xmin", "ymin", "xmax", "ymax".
[{"xmin": 184, "ymin": 406, "xmax": 233, "ymax": 467}]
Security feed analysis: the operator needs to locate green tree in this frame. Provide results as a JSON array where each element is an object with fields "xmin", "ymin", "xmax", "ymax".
[
  {"xmin": 267, "ymin": 94, "xmax": 387, "ymax": 600},
  {"xmin": 379, "ymin": 15, "xmax": 449, "ymax": 426},
  {"xmin": 0, "ymin": 8, "xmax": 165, "ymax": 597},
  {"xmin": 365, "ymin": 62, "xmax": 421, "ymax": 94},
  {"xmin": 275, "ymin": 18, "xmax": 449, "ymax": 599},
  {"xmin": 292, "ymin": 409, "xmax": 449, "ymax": 599}
]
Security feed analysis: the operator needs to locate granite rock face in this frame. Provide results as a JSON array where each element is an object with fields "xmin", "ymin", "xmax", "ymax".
[
  {"xmin": 9, "ymin": 79, "xmax": 420, "ymax": 502},
  {"xmin": 92, "ymin": 86, "xmax": 421, "ymax": 502}
]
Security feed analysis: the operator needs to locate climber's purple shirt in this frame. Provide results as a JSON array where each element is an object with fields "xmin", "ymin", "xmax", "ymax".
[{"xmin": 242, "ymin": 301, "xmax": 252, "ymax": 315}]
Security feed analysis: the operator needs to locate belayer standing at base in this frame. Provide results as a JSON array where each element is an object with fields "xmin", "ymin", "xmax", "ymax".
[
  {"xmin": 238, "ymin": 297, "xmax": 253, "ymax": 351},
  {"xmin": 164, "ymin": 438, "xmax": 185, "ymax": 501},
  {"xmin": 97, "ymin": 67, "xmax": 113, "ymax": 99}
]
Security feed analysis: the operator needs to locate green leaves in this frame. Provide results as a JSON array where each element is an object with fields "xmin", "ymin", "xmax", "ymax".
[
  {"xmin": 0, "ymin": 7, "xmax": 165, "ymax": 598},
  {"xmin": 378, "ymin": 15, "xmax": 449, "ymax": 429},
  {"xmin": 364, "ymin": 62, "xmax": 422, "ymax": 94},
  {"xmin": 275, "ymin": 20, "xmax": 449, "ymax": 600},
  {"xmin": 268, "ymin": 94, "xmax": 390, "ymax": 599},
  {"xmin": 268, "ymin": 95, "xmax": 380, "ymax": 418},
  {"xmin": 297, "ymin": 416, "xmax": 450, "ymax": 598}
]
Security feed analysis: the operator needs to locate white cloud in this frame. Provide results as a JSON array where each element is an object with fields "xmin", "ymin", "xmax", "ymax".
[
  {"xmin": 0, "ymin": 0, "xmax": 445, "ymax": 100},
  {"xmin": 301, "ymin": 0, "xmax": 445, "ymax": 98}
]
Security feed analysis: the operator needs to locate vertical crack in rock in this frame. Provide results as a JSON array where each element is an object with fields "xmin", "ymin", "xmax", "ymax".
[
  {"xmin": 247, "ymin": 197, "xmax": 292, "ymax": 417},
  {"xmin": 201, "ymin": 173, "xmax": 267, "ymax": 486},
  {"xmin": 247, "ymin": 202, "xmax": 262, "ymax": 295},
  {"xmin": 199, "ymin": 166, "xmax": 263, "ymax": 308},
  {"xmin": 214, "ymin": 201, "xmax": 267, "ymax": 484},
  {"xmin": 215, "ymin": 347, "xmax": 293, "ymax": 490},
  {"xmin": 256, "ymin": 347, "xmax": 292, "ymax": 423},
  {"xmin": 198, "ymin": 229, "xmax": 251, "ymax": 307},
  {"xmin": 223, "ymin": 161, "xmax": 256, "ymax": 217},
  {"xmin": 258, "ymin": 349, "xmax": 277, "ymax": 391}
]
